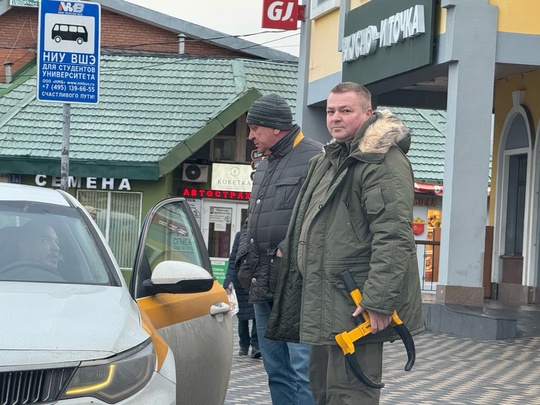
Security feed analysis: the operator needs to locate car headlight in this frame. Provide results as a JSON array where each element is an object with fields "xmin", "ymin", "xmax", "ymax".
[{"xmin": 61, "ymin": 338, "xmax": 156, "ymax": 403}]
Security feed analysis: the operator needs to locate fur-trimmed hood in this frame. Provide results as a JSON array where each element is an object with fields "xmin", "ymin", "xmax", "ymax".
[{"xmin": 356, "ymin": 109, "xmax": 411, "ymax": 155}]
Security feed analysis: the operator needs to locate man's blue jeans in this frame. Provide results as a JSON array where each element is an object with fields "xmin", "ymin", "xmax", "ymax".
[{"xmin": 254, "ymin": 302, "xmax": 315, "ymax": 405}]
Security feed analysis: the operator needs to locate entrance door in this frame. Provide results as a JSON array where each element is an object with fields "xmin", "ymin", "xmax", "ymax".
[{"xmin": 201, "ymin": 201, "xmax": 248, "ymax": 284}]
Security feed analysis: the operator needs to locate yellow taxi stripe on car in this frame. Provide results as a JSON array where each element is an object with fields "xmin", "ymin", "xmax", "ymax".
[
  {"xmin": 139, "ymin": 309, "xmax": 169, "ymax": 371},
  {"xmin": 137, "ymin": 280, "xmax": 228, "ymax": 330}
]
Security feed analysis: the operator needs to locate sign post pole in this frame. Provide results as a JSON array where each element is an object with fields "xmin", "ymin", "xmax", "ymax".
[{"xmin": 61, "ymin": 103, "xmax": 70, "ymax": 191}]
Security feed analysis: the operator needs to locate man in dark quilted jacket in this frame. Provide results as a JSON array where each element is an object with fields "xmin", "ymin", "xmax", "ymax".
[{"xmin": 237, "ymin": 93, "xmax": 322, "ymax": 404}]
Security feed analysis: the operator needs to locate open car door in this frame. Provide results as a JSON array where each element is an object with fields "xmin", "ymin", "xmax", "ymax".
[{"xmin": 130, "ymin": 197, "xmax": 233, "ymax": 405}]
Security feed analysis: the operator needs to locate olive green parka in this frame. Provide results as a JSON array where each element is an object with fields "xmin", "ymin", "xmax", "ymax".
[{"xmin": 266, "ymin": 110, "xmax": 425, "ymax": 346}]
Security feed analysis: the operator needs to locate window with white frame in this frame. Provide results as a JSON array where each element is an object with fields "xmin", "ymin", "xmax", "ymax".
[
  {"xmin": 504, "ymin": 153, "xmax": 527, "ymax": 256},
  {"xmin": 502, "ymin": 113, "xmax": 530, "ymax": 256},
  {"xmin": 311, "ymin": 0, "xmax": 340, "ymax": 19},
  {"xmin": 77, "ymin": 190, "xmax": 142, "ymax": 268}
]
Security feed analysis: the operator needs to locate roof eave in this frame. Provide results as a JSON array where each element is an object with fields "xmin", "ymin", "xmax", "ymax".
[
  {"xmin": 158, "ymin": 87, "xmax": 263, "ymax": 177},
  {"xmin": 0, "ymin": 157, "xmax": 160, "ymax": 180}
]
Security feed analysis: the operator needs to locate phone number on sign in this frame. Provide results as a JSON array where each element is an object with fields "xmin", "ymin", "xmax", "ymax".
[{"xmin": 68, "ymin": 84, "xmax": 96, "ymax": 92}]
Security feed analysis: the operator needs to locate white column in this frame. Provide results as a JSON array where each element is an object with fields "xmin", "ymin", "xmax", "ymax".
[{"xmin": 437, "ymin": 0, "xmax": 498, "ymax": 304}]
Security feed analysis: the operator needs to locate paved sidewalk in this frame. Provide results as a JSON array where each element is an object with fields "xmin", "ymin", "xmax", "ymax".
[{"xmin": 225, "ymin": 326, "xmax": 540, "ymax": 404}]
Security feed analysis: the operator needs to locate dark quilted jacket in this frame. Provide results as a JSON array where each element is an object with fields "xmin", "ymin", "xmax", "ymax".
[{"xmin": 236, "ymin": 125, "xmax": 322, "ymax": 303}]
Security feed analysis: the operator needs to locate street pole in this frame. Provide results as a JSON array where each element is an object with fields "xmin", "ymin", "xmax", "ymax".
[{"xmin": 61, "ymin": 103, "xmax": 70, "ymax": 191}]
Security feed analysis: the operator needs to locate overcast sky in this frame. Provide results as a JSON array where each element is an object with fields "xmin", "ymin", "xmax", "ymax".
[{"xmin": 125, "ymin": 0, "xmax": 301, "ymax": 57}]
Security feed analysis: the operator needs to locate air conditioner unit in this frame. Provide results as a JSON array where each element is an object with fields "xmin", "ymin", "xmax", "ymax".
[{"xmin": 182, "ymin": 164, "xmax": 209, "ymax": 183}]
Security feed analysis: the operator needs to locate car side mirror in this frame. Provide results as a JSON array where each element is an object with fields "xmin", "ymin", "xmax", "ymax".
[{"xmin": 142, "ymin": 261, "xmax": 215, "ymax": 295}]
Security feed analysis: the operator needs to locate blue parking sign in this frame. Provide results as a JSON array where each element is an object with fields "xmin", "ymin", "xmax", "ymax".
[{"xmin": 37, "ymin": 0, "xmax": 100, "ymax": 103}]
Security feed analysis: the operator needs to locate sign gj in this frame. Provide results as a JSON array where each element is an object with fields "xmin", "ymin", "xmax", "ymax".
[
  {"xmin": 262, "ymin": 0, "xmax": 299, "ymax": 30},
  {"xmin": 37, "ymin": 0, "xmax": 100, "ymax": 103}
]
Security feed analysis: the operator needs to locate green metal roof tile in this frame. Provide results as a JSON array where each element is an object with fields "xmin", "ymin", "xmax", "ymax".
[{"xmin": 387, "ymin": 105, "xmax": 446, "ymax": 184}]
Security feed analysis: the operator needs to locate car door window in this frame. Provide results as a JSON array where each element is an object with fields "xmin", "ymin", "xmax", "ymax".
[{"xmin": 130, "ymin": 198, "xmax": 212, "ymax": 299}]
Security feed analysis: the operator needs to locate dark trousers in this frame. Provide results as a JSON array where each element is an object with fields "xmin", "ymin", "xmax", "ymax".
[
  {"xmin": 238, "ymin": 318, "xmax": 258, "ymax": 349},
  {"xmin": 309, "ymin": 342, "xmax": 383, "ymax": 405}
]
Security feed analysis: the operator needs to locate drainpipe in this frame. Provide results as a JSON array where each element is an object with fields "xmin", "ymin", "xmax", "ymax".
[
  {"xmin": 4, "ymin": 61, "xmax": 13, "ymax": 84},
  {"xmin": 178, "ymin": 33, "xmax": 185, "ymax": 55}
]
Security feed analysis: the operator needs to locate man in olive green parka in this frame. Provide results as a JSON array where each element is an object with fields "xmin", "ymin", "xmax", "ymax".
[{"xmin": 266, "ymin": 82, "xmax": 424, "ymax": 405}]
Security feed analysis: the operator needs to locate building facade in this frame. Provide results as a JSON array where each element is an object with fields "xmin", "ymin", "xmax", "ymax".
[{"xmin": 296, "ymin": 0, "xmax": 540, "ymax": 305}]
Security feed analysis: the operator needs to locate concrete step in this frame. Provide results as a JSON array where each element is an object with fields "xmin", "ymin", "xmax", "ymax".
[{"xmin": 422, "ymin": 302, "xmax": 517, "ymax": 340}]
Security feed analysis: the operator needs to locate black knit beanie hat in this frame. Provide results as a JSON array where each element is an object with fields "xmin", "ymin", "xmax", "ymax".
[{"xmin": 246, "ymin": 94, "xmax": 293, "ymax": 130}]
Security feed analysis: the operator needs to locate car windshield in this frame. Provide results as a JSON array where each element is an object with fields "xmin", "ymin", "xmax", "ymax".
[{"xmin": 0, "ymin": 201, "xmax": 118, "ymax": 285}]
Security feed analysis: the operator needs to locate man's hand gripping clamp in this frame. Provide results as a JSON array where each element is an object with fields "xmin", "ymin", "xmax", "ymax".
[{"xmin": 334, "ymin": 271, "xmax": 416, "ymax": 389}]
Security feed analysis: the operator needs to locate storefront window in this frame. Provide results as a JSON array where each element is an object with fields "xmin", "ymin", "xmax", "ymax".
[
  {"xmin": 77, "ymin": 190, "xmax": 142, "ymax": 268},
  {"xmin": 425, "ymin": 209, "xmax": 441, "ymax": 284}
]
